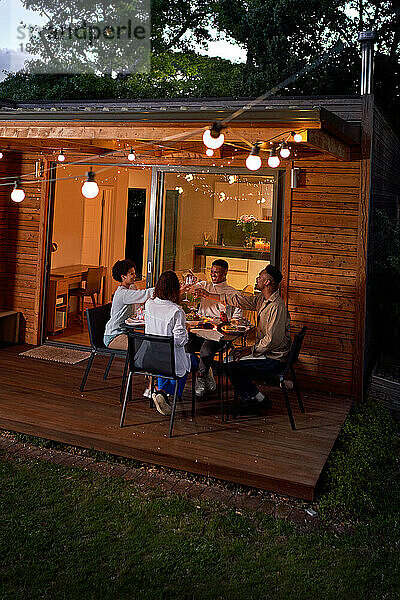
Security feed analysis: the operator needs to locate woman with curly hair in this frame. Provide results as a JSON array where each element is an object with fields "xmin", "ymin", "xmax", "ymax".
[{"xmin": 144, "ymin": 270, "xmax": 197, "ymax": 416}]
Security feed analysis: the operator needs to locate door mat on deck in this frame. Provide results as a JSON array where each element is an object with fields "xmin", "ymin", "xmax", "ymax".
[{"xmin": 19, "ymin": 346, "xmax": 90, "ymax": 364}]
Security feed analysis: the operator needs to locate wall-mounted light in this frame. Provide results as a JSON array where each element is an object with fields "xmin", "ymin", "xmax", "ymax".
[
  {"xmin": 203, "ymin": 122, "xmax": 225, "ymax": 149},
  {"xmin": 11, "ymin": 179, "xmax": 25, "ymax": 203},
  {"xmin": 0, "ymin": 150, "xmax": 3, "ymax": 159},
  {"xmin": 81, "ymin": 169, "xmax": 99, "ymax": 198},
  {"xmin": 290, "ymin": 167, "xmax": 300, "ymax": 188},
  {"xmin": 246, "ymin": 143, "xmax": 262, "ymax": 171}
]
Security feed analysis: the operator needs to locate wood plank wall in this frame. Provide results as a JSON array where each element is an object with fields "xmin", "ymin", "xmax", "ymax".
[
  {"xmin": 0, "ymin": 154, "xmax": 47, "ymax": 344},
  {"xmin": 363, "ymin": 102, "xmax": 400, "ymax": 383},
  {"xmin": 282, "ymin": 157, "xmax": 362, "ymax": 397}
]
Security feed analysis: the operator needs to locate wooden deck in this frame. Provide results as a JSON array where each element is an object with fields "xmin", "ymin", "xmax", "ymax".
[{"xmin": 0, "ymin": 345, "xmax": 352, "ymax": 500}]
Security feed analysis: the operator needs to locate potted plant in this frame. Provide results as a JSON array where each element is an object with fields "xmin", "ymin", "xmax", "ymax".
[{"xmin": 236, "ymin": 214, "xmax": 259, "ymax": 247}]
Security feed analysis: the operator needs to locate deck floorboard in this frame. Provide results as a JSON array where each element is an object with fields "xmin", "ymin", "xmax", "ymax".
[{"xmin": 0, "ymin": 345, "xmax": 352, "ymax": 499}]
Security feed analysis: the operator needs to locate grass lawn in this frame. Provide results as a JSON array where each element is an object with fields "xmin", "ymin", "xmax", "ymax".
[{"xmin": 1, "ymin": 454, "xmax": 399, "ymax": 600}]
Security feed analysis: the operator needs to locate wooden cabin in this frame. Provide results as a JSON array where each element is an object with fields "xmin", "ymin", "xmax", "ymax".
[{"xmin": 0, "ymin": 94, "xmax": 399, "ymax": 401}]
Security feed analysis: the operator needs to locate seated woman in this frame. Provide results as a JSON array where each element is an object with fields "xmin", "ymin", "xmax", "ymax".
[
  {"xmin": 144, "ymin": 270, "xmax": 198, "ymax": 416},
  {"xmin": 104, "ymin": 259, "xmax": 154, "ymax": 350}
]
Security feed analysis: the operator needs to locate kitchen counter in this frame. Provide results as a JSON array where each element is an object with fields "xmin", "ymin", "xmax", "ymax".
[{"xmin": 193, "ymin": 244, "xmax": 270, "ymax": 271}]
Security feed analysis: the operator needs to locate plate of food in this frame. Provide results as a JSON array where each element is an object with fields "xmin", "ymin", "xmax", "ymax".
[{"xmin": 219, "ymin": 323, "xmax": 248, "ymax": 334}]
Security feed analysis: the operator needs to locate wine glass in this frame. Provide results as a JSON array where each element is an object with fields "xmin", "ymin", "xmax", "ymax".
[{"xmin": 182, "ymin": 272, "xmax": 194, "ymax": 302}]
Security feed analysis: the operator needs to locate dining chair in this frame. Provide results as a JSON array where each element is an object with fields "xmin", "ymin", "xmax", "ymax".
[
  {"xmin": 232, "ymin": 326, "xmax": 307, "ymax": 430},
  {"xmin": 120, "ymin": 330, "xmax": 196, "ymax": 438},
  {"xmin": 70, "ymin": 266, "xmax": 104, "ymax": 321},
  {"xmin": 80, "ymin": 303, "xmax": 128, "ymax": 402}
]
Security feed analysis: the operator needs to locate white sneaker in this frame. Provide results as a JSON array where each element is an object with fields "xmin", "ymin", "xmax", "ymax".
[
  {"xmin": 205, "ymin": 370, "xmax": 217, "ymax": 392},
  {"xmin": 143, "ymin": 387, "xmax": 152, "ymax": 399},
  {"xmin": 152, "ymin": 391, "xmax": 172, "ymax": 416},
  {"xmin": 195, "ymin": 376, "xmax": 206, "ymax": 397}
]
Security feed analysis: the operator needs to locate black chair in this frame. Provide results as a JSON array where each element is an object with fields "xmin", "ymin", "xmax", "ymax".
[
  {"xmin": 80, "ymin": 303, "xmax": 128, "ymax": 398},
  {"xmin": 120, "ymin": 330, "xmax": 196, "ymax": 438},
  {"xmin": 232, "ymin": 326, "xmax": 307, "ymax": 430}
]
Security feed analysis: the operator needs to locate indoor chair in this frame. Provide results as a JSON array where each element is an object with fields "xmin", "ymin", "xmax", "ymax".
[{"xmin": 70, "ymin": 266, "xmax": 104, "ymax": 321}]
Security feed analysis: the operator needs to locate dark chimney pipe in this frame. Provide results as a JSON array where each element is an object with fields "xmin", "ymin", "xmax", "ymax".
[{"xmin": 358, "ymin": 30, "xmax": 378, "ymax": 95}]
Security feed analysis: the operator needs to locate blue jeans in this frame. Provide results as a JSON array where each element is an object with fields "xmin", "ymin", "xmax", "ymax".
[
  {"xmin": 158, "ymin": 354, "xmax": 198, "ymax": 398},
  {"xmin": 225, "ymin": 357, "xmax": 283, "ymax": 402}
]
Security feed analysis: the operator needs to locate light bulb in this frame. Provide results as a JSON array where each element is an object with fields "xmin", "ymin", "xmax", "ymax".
[
  {"xmin": 81, "ymin": 169, "xmax": 99, "ymax": 198},
  {"xmin": 127, "ymin": 148, "xmax": 135, "ymax": 161},
  {"xmin": 11, "ymin": 180, "xmax": 25, "ymax": 203},
  {"xmin": 293, "ymin": 132, "xmax": 302, "ymax": 143},
  {"xmin": 0, "ymin": 151, "xmax": 3, "ymax": 159},
  {"xmin": 246, "ymin": 154, "xmax": 262, "ymax": 171},
  {"xmin": 246, "ymin": 143, "xmax": 262, "ymax": 171},
  {"xmin": 268, "ymin": 154, "xmax": 280, "ymax": 168},
  {"xmin": 57, "ymin": 150, "xmax": 65, "ymax": 162},
  {"xmin": 206, "ymin": 148, "xmax": 214, "ymax": 157},
  {"xmin": 279, "ymin": 143, "xmax": 291, "ymax": 158},
  {"xmin": 203, "ymin": 122, "xmax": 224, "ymax": 149}
]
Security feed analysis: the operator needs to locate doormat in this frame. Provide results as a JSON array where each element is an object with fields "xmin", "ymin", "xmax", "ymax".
[{"xmin": 20, "ymin": 345, "xmax": 90, "ymax": 364}]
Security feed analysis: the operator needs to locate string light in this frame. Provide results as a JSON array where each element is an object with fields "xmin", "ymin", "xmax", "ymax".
[
  {"xmin": 267, "ymin": 146, "xmax": 280, "ymax": 168},
  {"xmin": 81, "ymin": 169, "xmax": 99, "ymax": 198},
  {"xmin": 292, "ymin": 131, "xmax": 303, "ymax": 143},
  {"xmin": 246, "ymin": 144, "xmax": 262, "ymax": 171},
  {"xmin": 279, "ymin": 142, "xmax": 291, "ymax": 159},
  {"xmin": 127, "ymin": 148, "xmax": 136, "ymax": 161},
  {"xmin": 203, "ymin": 122, "xmax": 224, "ymax": 149},
  {"xmin": 57, "ymin": 150, "xmax": 66, "ymax": 162},
  {"xmin": 11, "ymin": 179, "xmax": 25, "ymax": 203}
]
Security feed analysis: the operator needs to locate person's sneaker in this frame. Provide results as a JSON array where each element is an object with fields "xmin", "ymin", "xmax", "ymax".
[
  {"xmin": 143, "ymin": 386, "xmax": 152, "ymax": 399},
  {"xmin": 205, "ymin": 370, "xmax": 217, "ymax": 393},
  {"xmin": 152, "ymin": 391, "xmax": 172, "ymax": 416},
  {"xmin": 195, "ymin": 376, "xmax": 206, "ymax": 397},
  {"xmin": 239, "ymin": 395, "xmax": 273, "ymax": 416}
]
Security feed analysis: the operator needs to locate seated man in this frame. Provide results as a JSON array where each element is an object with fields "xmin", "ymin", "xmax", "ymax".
[
  {"xmin": 104, "ymin": 259, "xmax": 154, "ymax": 351},
  {"xmin": 187, "ymin": 259, "xmax": 242, "ymax": 397},
  {"xmin": 196, "ymin": 264, "xmax": 290, "ymax": 414}
]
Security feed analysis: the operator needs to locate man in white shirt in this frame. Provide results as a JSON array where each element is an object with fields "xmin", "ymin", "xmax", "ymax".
[{"xmin": 188, "ymin": 259, "xmax": 242, "ymax": 397}]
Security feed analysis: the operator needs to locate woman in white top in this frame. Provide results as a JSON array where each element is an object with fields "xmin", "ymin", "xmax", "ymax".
[
  {"xmin": 144, "ymin": 271, "xmax": 197, "ymax": 416},
  {"xmin": 104, "ymin": 259, "xmax": 154, "ymax": 350}
]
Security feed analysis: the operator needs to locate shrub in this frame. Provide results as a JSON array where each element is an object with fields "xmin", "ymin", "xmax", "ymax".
[{"xmin": 319, "ymin": 399, "xmax": 399, "ymax": 519}]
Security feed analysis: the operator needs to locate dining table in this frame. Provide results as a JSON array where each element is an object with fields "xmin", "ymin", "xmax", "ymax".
[{"xmin": 123, "ymin": 315, "xmax": 254, "ymax": 422}]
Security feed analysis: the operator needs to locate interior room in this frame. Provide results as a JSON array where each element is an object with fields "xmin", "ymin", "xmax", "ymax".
[
  {"xmin": 45, "ymin": 164, "xmax": 152, "ymax": 345},
  {"xmin": 44, "ymin": 163, "xmax": 278, "ymax": 348}
]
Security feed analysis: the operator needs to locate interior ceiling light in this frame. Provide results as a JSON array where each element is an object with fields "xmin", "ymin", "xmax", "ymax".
[
  {"xmin": 291, "ymin": 131, "xmax": 303, "ymax": 143},
  {"xmin": 246, "ymin": 143, "xmax": 262, "ymax": 171},
  {"xmin": 81, "ymin": 168, "xmax": 99, "ymax": 198},
  {"xmin": 11, "ymin": 179, "xmax": 25, "ymax": 203},
  {"xmin": 267, "ymin": 146, "xmax": 280, "ymax": 168},
  {"xmin": 127, "ymin": 148, "xmax": 136, "ymax": 161},
  {"xmin": 57, "ymin": 150, "xmax": 66, "ymax": 162},
  {"xmin": 279, "ymin": 142, "xmax": 291, "ymax": 159},
  {"xmin": 203, "ymin": 122, "xmax": 225, "ymax": 149}
]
